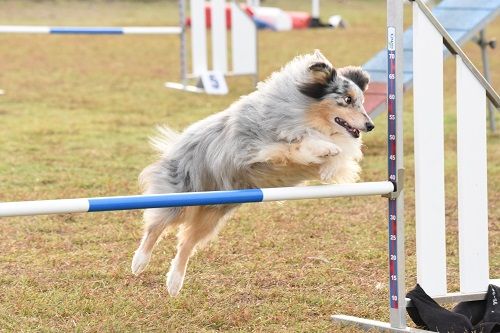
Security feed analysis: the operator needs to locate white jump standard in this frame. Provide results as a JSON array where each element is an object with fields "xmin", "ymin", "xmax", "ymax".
[{"xmin": 165, "ymin": 0, "xmax": 258, "ymax": 94}]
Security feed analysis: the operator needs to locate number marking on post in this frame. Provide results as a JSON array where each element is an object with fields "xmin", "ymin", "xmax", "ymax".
[{"xmin": 387, "ymin": 25, "xmax": 399, "ymax": 310}]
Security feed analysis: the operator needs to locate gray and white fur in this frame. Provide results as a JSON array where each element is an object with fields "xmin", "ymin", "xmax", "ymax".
[{"xmin": 131, "ymin": 50, "xmax": 374, "ymax": 296}]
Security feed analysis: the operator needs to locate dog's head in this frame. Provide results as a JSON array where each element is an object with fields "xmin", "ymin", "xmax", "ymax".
[{"xmin": 296, "ymin": 50, "xmax": 374, "ymax": 138}]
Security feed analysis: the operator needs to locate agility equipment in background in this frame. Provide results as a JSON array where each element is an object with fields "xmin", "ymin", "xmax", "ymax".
[
  {"xmin": 245, "ymin": 0, "xmax": 346, "ymax": 30},
  {"xmin": 308, "ymin": 0, "xmax": 346, "ymax": 28},
  {"xmin": 166, "ymin": 0, "xmax": 257, "ymax": 94},
  {"xmin": 332, "ymin": 0, "xmax": 499, "ymax": 331},
  {"xmin": 363, "ymin": 0, "xmax": 499, "ymax": 134},
  {"xmin": 0, "ymin": 0, "xmax": 258, "ymax": 95}
]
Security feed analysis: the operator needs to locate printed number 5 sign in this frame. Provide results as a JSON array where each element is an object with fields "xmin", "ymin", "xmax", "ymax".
[{"xmin": 200, "ymin": 71, "xmax": 228, "ymax": 95}]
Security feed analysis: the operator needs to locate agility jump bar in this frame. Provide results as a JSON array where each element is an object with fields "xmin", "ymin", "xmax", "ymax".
[
  {"xmin": 0, "ymin": 26, "xmax": 182, "ymax": 35},
  {"xmin": 0, "ymin": 181, "xmax": 394, "ymax": 217}
]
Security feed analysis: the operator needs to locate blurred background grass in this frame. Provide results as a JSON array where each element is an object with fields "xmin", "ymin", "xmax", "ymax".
[{"xmin": 0, "ymin": 0, "xmax": 498, "ymax": 331}]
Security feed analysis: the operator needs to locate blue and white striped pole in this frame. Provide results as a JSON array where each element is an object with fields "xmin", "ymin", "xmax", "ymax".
[
  {"xmin": 0, "ymin": 181, "xmax": 394, "ymax": 217},
  {"xmin": 0, "ymin": 26, "xmax": 182, "ymax": 35}
]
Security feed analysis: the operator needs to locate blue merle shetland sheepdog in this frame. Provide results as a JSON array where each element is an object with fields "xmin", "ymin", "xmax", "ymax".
[{"xmin": 131, "ymin": 50, "xmax": 374, "ymax": 296}]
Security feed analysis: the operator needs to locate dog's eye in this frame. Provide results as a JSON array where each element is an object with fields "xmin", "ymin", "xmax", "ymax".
[{"xmin": 344, "ymin": 96, "xmax": 352, "ymax": 104}]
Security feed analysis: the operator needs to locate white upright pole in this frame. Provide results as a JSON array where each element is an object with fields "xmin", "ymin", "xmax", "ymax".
[
  {"xmin": 456, "ymin": 57, "xmax": 489, "ymax": 294},
  {"xmin": 312, "ymin": 0, "xmax": 320, "ymax": 19},
  {"xmin": 190, "ymin": 0, "xmax": 208, "ymax": 75},
  {"xmin": 211, "ymin": 0, "xmax": 228, "ymax": 73},
  {"xmin": 231, "ymin": 1, "xmax": 257, "ymax": 76},
  {"xmin": 413, "ymin": 2, "xmax": 447, "ymax": 298},
  {"xmin": 178, "ymin": 0, "xmax": 188, "ymax": 85}
]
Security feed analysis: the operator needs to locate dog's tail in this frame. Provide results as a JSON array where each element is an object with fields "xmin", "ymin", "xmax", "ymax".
[{"xmin": 150, "ymin": 125, "xmax": 181, "ymax": 155}]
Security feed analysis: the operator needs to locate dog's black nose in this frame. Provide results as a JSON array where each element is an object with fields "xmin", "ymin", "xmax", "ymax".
[{"xmin": 366, "ymin": 122, "xmax": 375, "ymax": 132}]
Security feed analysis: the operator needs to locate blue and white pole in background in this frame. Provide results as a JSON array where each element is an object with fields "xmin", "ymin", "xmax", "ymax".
[{"xmin": 0, "ymin": 26, "xmax": 182, "ymax": 35}]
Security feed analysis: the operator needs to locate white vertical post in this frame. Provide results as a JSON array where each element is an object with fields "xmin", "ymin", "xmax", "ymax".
[
  {"xmin": 190, "ymin": 0, "xmax": 207, "ymax": 75},
  {"xmin": 179, "ymin": 0, "xmax": 188, "ymax": 85},
  {"xmin": 413, "ymin": 3, "xmax": 447, "ymax": 297},
  {"xmin": 456, "ymin": 57, "xmax": 489, "ymax": 294},
  {"xmin": 211, "ymin": 0, "xmax": 228, "ymax": 74},
  {"xmin": 312, "ymin": 0, "xmax": 320, "ymax": 19},
  {"xmin": 231, "ymin": 2, "xmax": 257, "ymax": 75}
]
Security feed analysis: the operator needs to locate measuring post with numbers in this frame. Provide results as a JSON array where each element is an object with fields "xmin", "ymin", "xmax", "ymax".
[
  {"xmin": 386, "ymin": 0, "xmax": 406, "ymax": 328},
  {"xmin": 387, "ymin": 25, "xmax": 399, "ymax": 311}
]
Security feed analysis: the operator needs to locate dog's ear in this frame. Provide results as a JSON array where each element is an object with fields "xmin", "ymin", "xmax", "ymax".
[
  {"xmin": 313, "ymin": 49, "xmax": 327, "ymax": 61},
  {"xmin": 309, "ymin": 62, "xmax": 337, "ymax": 82},
  {"xmin": 300, "ymin": 63, "xmax": 337, "ymax": 99},
  {"xmin": 339, "ymin": 66, "xmax": 370, "ymax": 91}
]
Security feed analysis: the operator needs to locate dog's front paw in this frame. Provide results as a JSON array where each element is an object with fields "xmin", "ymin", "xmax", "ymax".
[
  {"xmin": 131, "ymin": 250, "xmax": 151, "ymax": 276},
  {"xmin": 298, "ymin": 139, "xmax": 341, "ymax": 164},
  {"xmin": 314, "ymin": 141, "xmax": 341, "ymax": 158}
]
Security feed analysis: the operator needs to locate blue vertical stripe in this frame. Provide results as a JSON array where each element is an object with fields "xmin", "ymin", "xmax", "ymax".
[{"xmin": 88, "ymin": 189, "xmax": 264, "ymax": 212}]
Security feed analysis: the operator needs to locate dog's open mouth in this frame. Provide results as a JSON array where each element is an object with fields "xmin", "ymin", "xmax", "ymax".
[{"xmin": 335, "ymin": 117, "xmax": 360, "ymax": 138}]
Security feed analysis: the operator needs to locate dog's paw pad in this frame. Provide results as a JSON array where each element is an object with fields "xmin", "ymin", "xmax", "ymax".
[
  {"xmin": 320, "ymin": 151, "xmax": 336, "ymax": 158},
  {"xmin": 131, "ymin": 250, "xmax": 151, "ymax": 276},
  {"xmin": 166, "ymin": 271, "xmax": 184, "ymax": 297},
  {"xmin": 317, "ymin": 143, "xmax": 341, "ymax": 158}
]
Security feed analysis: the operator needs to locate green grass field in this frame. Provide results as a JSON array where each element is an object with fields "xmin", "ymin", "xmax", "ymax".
[{"xmin": 0, "ymin": 0, "xmax": 498, "ymax": 331}]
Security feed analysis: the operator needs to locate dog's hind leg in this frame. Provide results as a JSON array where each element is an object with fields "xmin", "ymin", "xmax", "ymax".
[
  {"xmin": 131, "ymin": 207, "xmax": 183, "ymax": 276},
  {"xmin": 166, "ymin": 206, "xmax": 232, "ymax": 297}
]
